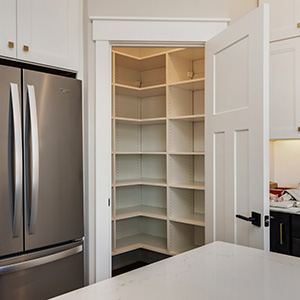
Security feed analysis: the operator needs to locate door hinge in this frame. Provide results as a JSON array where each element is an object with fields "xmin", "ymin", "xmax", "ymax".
[
  {"xmin": 264, "ymin": 215, "xmax": 269, "ymax": 227},
  {"xmin": 108, "ymin": 198, "xmax": 110, "ymax": 206}
]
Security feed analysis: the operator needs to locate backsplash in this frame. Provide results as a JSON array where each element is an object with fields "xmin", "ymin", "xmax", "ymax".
[{"xmin": 270, "ymin": 140, "xmax": 300, "ymax": 187}]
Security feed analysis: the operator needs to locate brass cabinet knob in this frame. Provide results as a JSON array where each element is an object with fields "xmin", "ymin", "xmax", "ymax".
[
  {"xmin": 23, "ymin": 45, "xmax": 29, "ymax": 52},
  {"xmin": 298, "ymin": 127, "xmax": 300, "ymax": 132},
  {"xmin": 8, "ymin": 41, "xmax": 14, "ymax": 48},
  {"xmin": 297, "ymin": 23, "xmax": 300, "ymax": 28}
]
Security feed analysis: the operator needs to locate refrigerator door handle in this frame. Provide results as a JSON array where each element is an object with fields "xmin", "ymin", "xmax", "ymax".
[
  {"xmin": 26, "ymin": 85, "xmax": 39, "ymax": 234},
  {"xmin": 0, "ymin": 245, "xmax": 82, "ymax": 275},
  {"xmin": 9, "ymin": 83, "xmax": 23, "ymax": 237}
]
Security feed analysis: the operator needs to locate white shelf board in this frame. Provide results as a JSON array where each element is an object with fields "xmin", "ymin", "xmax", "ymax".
[
  {"xmin": 168, "ymin": 47, "xmax": 205, "ymax": 60},
  {"xmin": 115, "ymin": 51, "xmax": 166, "ymax": 69},
  {"xmin": 116, "ymin": 205, "xmax": 167, "ymax": 220},
  {"xmin": 168, "ymin": 114, "xmax": 205, "ymax": 122},
  {"xmin": 168, "ymin": 152, "xmax": 205, "ymax": 156},
  {"xmin": 170, "ymin": 213, "xmax": 205, "ymax": 227},
  {"xmin": 115, "ymin": 117, "xmax": 166, "ymax": 125},
  {"xmin": 113, "ymin": 49, "xmax": 167, "ymax": 60},
  {"xmin": 115, "ymin": 178, "xmax": 167, "ymax": 187},
  {"xmin": 115, "ymin": 83, "xmax": 166, "ymax": 97},
  {"xmin": 169, "ymin": 78, "xmax": 205, "ymax": 90},
  {"xmin": 169, "ymin": 181, "xmax": 205, "ymax": 190},
  {"xmin": 115, "ymin": 152, "xmax": 167, "ymax": 155},
  {"xmin": 115, "ymin": 233, "xmax": 168, "ymax": 255},
  {"xmin": 112, "ymin": 48, "xmax": 185, "ymax": 60}
]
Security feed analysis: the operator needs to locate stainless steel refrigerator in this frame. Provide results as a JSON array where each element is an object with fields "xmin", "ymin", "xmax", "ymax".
[{"xmin": 0, "ymin": 65, "xmax": 84, "ymax": 299}]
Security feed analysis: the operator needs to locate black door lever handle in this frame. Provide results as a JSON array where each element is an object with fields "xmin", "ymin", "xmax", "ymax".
[
  {"xmin": 236, "ymin": 212, "xmax": 261, "ymax": 227},
  {"xmin": 236, "ymin": 215, "xmax": 256, "ymax": 222}
]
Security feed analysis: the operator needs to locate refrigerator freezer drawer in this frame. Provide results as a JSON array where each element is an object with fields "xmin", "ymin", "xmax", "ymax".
[{"xmin": 0, "ymin": 241, "xmax": 84, "ymax": 300}]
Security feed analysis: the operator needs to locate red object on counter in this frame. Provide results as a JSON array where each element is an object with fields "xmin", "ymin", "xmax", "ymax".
[{"xmin": 270, "ymin": 187, "xmax": 293, "ymax": 197}]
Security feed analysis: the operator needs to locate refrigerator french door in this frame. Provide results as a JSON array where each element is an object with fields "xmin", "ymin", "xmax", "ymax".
[{"xmin": 0, "ymin": 65, "xmax": 84, "ymax": 300}]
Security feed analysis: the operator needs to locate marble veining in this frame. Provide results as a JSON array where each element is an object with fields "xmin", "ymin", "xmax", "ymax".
[{"xmin": 52, "ymin": 242, "xmax": 300, "ymax": 300}]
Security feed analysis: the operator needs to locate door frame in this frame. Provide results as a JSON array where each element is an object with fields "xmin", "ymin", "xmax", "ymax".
[{"xmin": 89, "ymin": 16, "xmax": 230, "ymax": 283}]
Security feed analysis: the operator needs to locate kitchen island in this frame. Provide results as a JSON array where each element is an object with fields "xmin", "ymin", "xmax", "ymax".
[{"xmin": 52, "ymin": 241, "xmax": 300, "ymax": 300}]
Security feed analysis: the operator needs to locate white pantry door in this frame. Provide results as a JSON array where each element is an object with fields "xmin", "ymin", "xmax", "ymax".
[{"xmin": 205, "ymin": 4, "xmax": 270, "ymax": 250}]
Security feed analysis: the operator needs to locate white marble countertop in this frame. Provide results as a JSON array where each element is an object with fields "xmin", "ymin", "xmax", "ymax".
[
  {"xmin": 270, "ymin": 206, "xmax": 300, "ymax": 214},
  {"xmin": 53, "ymin": 241, "xmax": 300, "ymax": 300}
]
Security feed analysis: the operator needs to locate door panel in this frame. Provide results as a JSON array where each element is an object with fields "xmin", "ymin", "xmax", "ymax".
[
  {"xmin": 23, "ymin": 70, "xmax": 83, "ymax": 250},
  {"xmin": 205, "ymin": 4, "xmax": 270, "ymax": 250},
  {"xmin": 0, "ymin": 65, "xmax": 23, "ymax": 257}
]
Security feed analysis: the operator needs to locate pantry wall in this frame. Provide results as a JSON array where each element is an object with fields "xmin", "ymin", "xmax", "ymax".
[{"xmin": 111, "ymin": 46, "xmax": 206, "ymax": 272}]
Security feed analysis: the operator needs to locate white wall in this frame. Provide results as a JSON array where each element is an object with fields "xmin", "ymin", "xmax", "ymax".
[
  {"xmin": 87, "ymin": 0, "xmax": 258, "ymax": 21},
  {"xmin": 229, "ymin": 0, "xmax": 258, "ymax": 23},
  {"xmin": 83, "ymin": 0, "xmax": 258, "ymax": 285},
  {"xmin": 270, "ymin": 141, "xmax": 300, "ymax": 187},
  {"xmin": 88, "ymin": 0, "xmax": 229, "ymax": 18}
]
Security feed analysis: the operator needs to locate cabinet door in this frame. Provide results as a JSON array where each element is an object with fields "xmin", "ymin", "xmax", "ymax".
[
  {"xmin": 0, "ymin": 0, "xmax": 16, "ymax": 58},
  {"xmin": 17, "ymin": 0, "xmax": 80, "ymax": 71},
  {"xmin": 270, "ymin": 38, "xmax": 300, "ymax": 139},
  {"xmin": 270, "ymin": 212, "xmax": 291, "ymax": 255},
  {"xmin": 260, "ymin": 0, "xmax": 300, "ymax": 41},
  {"xmin": 291, "ymin": 214, "xmax": 300, "ymax": 256}
]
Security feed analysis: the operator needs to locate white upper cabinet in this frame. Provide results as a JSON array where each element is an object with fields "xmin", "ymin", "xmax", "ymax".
[
  {"xmin": 0, "ymin": 0, "xmax": 16, "ymax": 58},
  {"xmin": 0, "ymin": 0, "xmax": 80, "ymax": 71},
  {"xmin": 17, "ymin": 0, "xmax": 80, "ymax": 71},
  {"xmin": 270, "ymin": 37, "xmax": 300, "ymax": 139},
  {"xmin": 261, "ymin": 0, "xmax": 300, "ymax": 41}
]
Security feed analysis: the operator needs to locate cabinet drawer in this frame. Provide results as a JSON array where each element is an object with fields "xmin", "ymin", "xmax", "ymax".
[
  {"xmin": 291, "ymin": 214, "xmax": 300, "ymax": 237},
  {"xmin": 292, "ymin": 237, "xmax": 300, "ymax": 257}
]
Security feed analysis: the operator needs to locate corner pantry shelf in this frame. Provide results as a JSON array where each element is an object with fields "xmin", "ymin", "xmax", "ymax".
[
  {"xmin": 115, "ymin": 178, "xmax": 167, "ymax": 187},
  {"xmin": 112, "ymin": 47, "xmax": 205, "ymax": 258},
  {"xmin": 114, "ymin": 152, "xmax": 167, "ymax": 155},
  {"xmin": 115, "ymin": 117, "xmax": 166, "ymax": 125},
  {"xmin": 169, "ymin": 213, "xmax": 205, "ymax": 227},
  {"xmin": 115, "ymin": 83, "xmax": 166, "ymax": 98},
  {"xmin": 168, "ymin": 152, "xmax": 205, "ymax": 155},
  {"xmin": 168, "ymin": 114, "xmax": 205, "ymax": 122},
  {"xmin": 115, "ymin": 233, "xmax": 168, "ymax": 255},
  {"xmin": 169, "ymin": 181, "xmax": 205, "ymax": 190},
  {"xmin": 116, "ymin": 205, "xmax": 167, "ymax": 220},
  {"xmin": 169, "ymin": 78, "xmax": 205, "ymax": 90}
]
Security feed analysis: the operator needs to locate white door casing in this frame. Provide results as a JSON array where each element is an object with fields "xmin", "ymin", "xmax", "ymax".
[
  {"xmin": 91, "ymin": 16, "xmax": 229, "ymax": 282},
  {"xmin": 205, "ymin": 4, "xmax": 270, "ymax": 250}
]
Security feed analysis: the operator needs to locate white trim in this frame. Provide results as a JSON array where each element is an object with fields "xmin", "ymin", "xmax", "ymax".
[
  {"xmin": 109, "ymin": 43, "xmax": 206, "ymax": 47},
  {"xmin": 94, "ymin": 41, "xmax": 112, "ymax": 281},
  {"xmin": 92, "ymin": 18, "xmax": 229, "ymax": 42},
  {"xmin": 90, "ymin": 16, "xmax": 231, "ymax": 22},
  {"xmin": 90, "ymin": 17, "xmax": 228, "ymax": 282}
]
